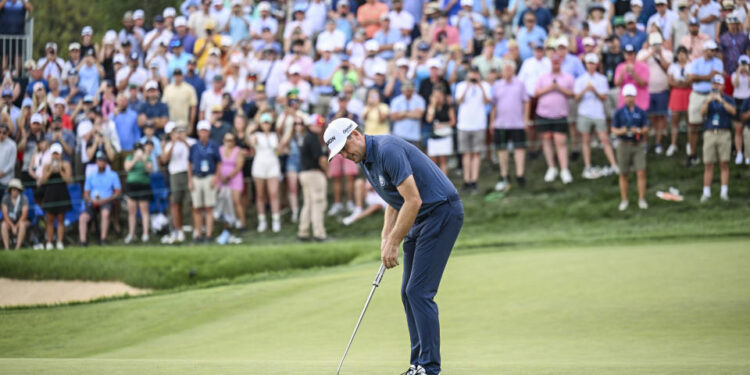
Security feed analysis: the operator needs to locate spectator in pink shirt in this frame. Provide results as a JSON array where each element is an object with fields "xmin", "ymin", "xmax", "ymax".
[
  {"xmin": 615, "ymin": 43, "xmax": 650, "ymax": 110},
  {"xmin": 535, "ymin": 53, "xmax": 575, "ymax": 185},
  {"xmin": 490, "ymin": 62, "xmax": 530, "ymax": 191},
  {"xmin": 431, "ymin": 13, "xmax": 460, "ymax": 47}
]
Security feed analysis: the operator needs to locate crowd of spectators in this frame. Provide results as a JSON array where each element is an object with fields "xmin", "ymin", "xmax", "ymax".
[{"xmin": 1, "ymin": 0, "xmax": 749, "ymax": 249}]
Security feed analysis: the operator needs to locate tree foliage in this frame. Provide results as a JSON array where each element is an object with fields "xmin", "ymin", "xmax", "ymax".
[{"xmin": 32, "ymin": 0, "xmax": 180, "ymax": 60}]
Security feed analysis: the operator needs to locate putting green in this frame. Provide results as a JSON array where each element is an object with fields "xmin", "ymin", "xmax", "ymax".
[{"xmin": 1, "ymin": 240, "xmax": 749, "ymax": 374}]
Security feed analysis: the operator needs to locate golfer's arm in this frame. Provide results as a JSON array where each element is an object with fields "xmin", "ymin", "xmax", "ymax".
[
  {"xmin": 385, "ymin": 176, "xmax": 422, "ymax": 248},
  {"xmin": 381, "ymin": 205, "xmax": 398, "ymax": 240}
]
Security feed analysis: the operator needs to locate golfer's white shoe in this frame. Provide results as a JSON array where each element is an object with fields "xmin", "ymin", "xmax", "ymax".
[{"xmin": 401, "ymin": 365, "xmax": 424, "ymax": 375}]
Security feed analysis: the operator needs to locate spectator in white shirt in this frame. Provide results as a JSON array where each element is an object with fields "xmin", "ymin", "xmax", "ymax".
[
  {"xmin": 455, "ymin": 67, "xmax": 491, "ymax": 192},
  {"xmin": 316, "ymin": 20, "xmax": 347, "ymax": 55},
  {"xmin": 388, "ymin": 0, "xmax": 415, "ymax": 32},
  {"xmin": 574, "ymin": 53, "xmax": 618, "ymax": 179},
  {"xmin": 38, "ymin": 42, "xmax": 65, "ymax": 82},
  {"xmin": 648, "ymin": 0, "xmax": 679, "ymax": 40}
]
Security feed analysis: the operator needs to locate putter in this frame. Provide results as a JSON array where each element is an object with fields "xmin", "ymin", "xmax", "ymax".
[{"xmin": 336, "ymin": 263, "xmax": 387, "ymax": 375}]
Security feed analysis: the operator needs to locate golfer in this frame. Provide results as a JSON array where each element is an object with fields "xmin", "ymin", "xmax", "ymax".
[{"xmin": 325, "ymin": 118, "xmax": 464, "ymax": 375}]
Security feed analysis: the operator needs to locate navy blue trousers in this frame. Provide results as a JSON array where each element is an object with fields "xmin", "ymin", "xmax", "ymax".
[{"xmin": 401, "ymin": 196, "xmax": 463, "ymax": 375}]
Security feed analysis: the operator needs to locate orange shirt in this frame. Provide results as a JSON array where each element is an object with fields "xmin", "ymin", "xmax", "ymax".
[{"xmin": 357, "ymin": 2, "xmax": 389, "ymax": 38}]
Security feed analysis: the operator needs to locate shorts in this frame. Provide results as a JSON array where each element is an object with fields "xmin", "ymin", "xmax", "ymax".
[
  {"xmin": 576, "ymin": 115, "xmax": 607, "ymax": 133},
  {"xmin": 648, "ymin": 91, "xmax": 669, "ymax": 116},
  {"xmin": 616, "ymin": 141, "xmax": 647, "ymax": 174},
  {"xmin": 169, "ymin": 172, "xmax": 190, "ymax": 204},
  {"xmin": 536, "ymin": 116, "xmax": 569, "ymax": 134},
  {"xmin": 688, "ymin": 91, "xmax": 710, "ymax": 124},
  {"xmin": 365, "ymin": 191, "xmax": 386, "ymax": 207},
  {"xmin": 125, "ymin": 182, "xmax": 152, "ymax": 202},
  {"xmin": 567, "ymin": 98, "xmax": 578, "ymax": 123},
  {"xmin": 493, "ymin": 128, "xmax": 526, "ymax": 149},
  {"xmin": 84, "ymin": 201, "xmax": 114, "ymax": 217},
  {"xmin": 328, "ymin": 154, "xmax": 359, "ymax": 178},
  {"xmin": 251, "ymin": 156, "xmax": 281, "ymax": 179},
  {"xmin": 669, "ymin": 87, "xmax": 691, "ymax": 112},
  {"xmin": 702, "ymin": 129, "xmax": 732, "ymax": 164},
  {"xmin": 427, "ymin": 136, "xmax": 453, "ymax": 157},
  {"xmin": 734, "ymin": 98, "xmax": 746, "ymax": 121},
  {"xmin": 191, "ymin": 175, "xmax": 216, "ymax": 208},
  {"xmin": 606, "ymin": 87, "xmax": 620, "ymax": 119},
  {"xmin": 457, "ymin": 129, "xmax": 486, "ymax": 153}
]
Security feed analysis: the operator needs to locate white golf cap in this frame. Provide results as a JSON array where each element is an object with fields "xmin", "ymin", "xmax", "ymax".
[
  {"xmin": 654, "ymin": 0, "xmax": 667, "ymax": 4},
  {"xmin": 113, "ymin": 53, "xmax": 126, "ymax": 65},
  {"xmin": 174, "ymin": 15, "xmax": 187, "ymax": 27},
  {"xmin": 427, "ymin": 58, "xmax": 442, "ymax": 69},
  {"xmin": 622, "ymin": 83, "xmax": 637, "ymax": 97},
  {"xmin": 584, "ymin": 53, "xmax": 599, "ymax": 64},
  {"xmin": 396, "ymin": 57, "xmax": 409, "ymax": 67},
  {"xmin": 704, "ymin": 40, "xmax": 718, "ymax": 50},
  {"xmin": 461, "ymin": 0, "xmax": 473, "ymax": 6},
  {"xmin": 69, "ymin": 42, "xmax": 81, "ymax": 51},
  {"xmin": 197, "ymin": 120, "xmax": 211, "ymax": 131},
  {"xmin": 556, "ymin": 37, "xmax": 569, "ymax": 48},
  {"xmin": 288, "ymin": 64, "xmax": 302, "ymax": 75},
  {"xmin": 393, "ymin": 41, "xmax": 407, "ymax": 52},
  {"xmin": 649, "ymin": 32, "xmax": 663, "ymax": 45},
  {"xmin": 624, "ymin": 11, "xmax": 637, "ymax": 22},
  {"xmin": 54, "ymin": 97, "xmax": 67, "ymax": 106},
  {"xmin": 145, "ymin": 80, "xmax": 159, "ymax": 91},
  {"xmin": 712, "ymin": 74, "xmax": 725, "ymax": 85},
  {"xmin": 365, "ymin": 39, "xmax": 380, "ymax": 51},
  {"xmin": 133, "ymin": 9, "xmax": 145, "ymax": 20},
  {"xmin": 77, "ymin": 120, "xmax": 93, "ymax": 137},
  {"xmin": 630, "ymin": 0, "xmax": 643, "ymax": 7},
  {"xmin": 104, "ymin": 30, "xmax": 118, "ymax": 44},
  {"xmin": 738, "ymin": 55, "xmax": 750, "ymax": 64},
  {"xmin": 50, "ymin": 143, "xmax": 63, "ymax": 154},
  {"xmin": 210, "ymin": 47, "xmax": 222, "ymax": 56},
  {"xmin": 373, "ymin": 62, "xmax": 387, "ymax": 75},
  {"xmin": 163, "ymin": 7, "xmax": 176, "ymax": 17},
  {"xmin": 165, "ymin": 121, "xmax": 176, "ymax": 134},
  {"xmin": 82, "ymin": 25, "xmax": 93, "ymax": 36},
  {"xmin": 582, "ymin": 37, "xmax": 595, "ymax": 46},
  {"xmin": 31, "ymin": 113, "xmax": 43, "ymax": 124},
  {"xmin": 258, "ymin": 1, "xmax": 271, "ymax": 11},
  {"xmin": 324, "ymin": 117, "xmax": 358, "ymax": 162}
]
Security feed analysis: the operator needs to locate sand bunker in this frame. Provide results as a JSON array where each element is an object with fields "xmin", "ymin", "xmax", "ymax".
[{"xmin": 0, "ymin": 278, "xmax": 150, "ymax": 307}]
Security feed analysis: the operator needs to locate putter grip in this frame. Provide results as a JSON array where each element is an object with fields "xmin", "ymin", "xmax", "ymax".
[{"xmin": 372, "ymin": 264, "xmax": 386, "ymax": 287}]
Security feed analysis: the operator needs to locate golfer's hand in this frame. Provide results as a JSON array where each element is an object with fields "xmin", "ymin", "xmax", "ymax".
[{"xmin": 381, "ymin": 241, "xmax": 400, "ymax": 269}]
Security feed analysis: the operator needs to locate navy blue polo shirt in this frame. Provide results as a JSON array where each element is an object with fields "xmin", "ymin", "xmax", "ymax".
[
  {"xmin": 360, "ymin": 135, "xmax": 458, "ymax": 219},
  {"xmin": 138, "ymin": 100, "xmax": 168, "ymax": 121},
  {"xmin": 704, "ymin": 95, "xmax": 736, "ymax": 130},
  {"xmin": 189, "ymin": 140, "xmax": 221, "ymax": 177},
  {"xmin": 613, "ymin": 105, "xmax": 649, "ymax": 142}
]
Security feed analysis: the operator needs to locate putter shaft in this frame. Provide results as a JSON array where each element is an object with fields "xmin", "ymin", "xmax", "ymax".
[{"xmin": 337, "ymin": 264, "xmax": 386, "ymax": 375}]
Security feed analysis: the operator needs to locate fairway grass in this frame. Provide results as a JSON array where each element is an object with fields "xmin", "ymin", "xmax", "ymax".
[{"xmin": 1, "ymin": 240, "xmax": 749, "ymax": 374}]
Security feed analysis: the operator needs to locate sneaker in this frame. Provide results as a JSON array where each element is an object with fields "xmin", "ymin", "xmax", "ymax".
[
  {"xmin": 327, "ymin": 202, "xmax": 343, "ymax": 216},
  {"xmin": 176, "ymin": 231, "xmax": 185, "ymax": 242},
  {"xmin": 400, "ymin": 365, "xmax": 418, "ymax": 375},
  {"xmin": 618, "ymin": 200, "xmax": 629, "ymax": 211},
  {"xmin": 257, "ymin": 220, "xmax": 268, "ymax": 233},
  {"xmin": 544, "ymin": 167, "xmax": 559, "ymax": 182},
  {"xmin": 342, "ymin": 214, "xmax": 356, "ymax": 226},
  {"xmin": 746, "ymin": 157, "xmax": 750, "ymax": 165},
  {"xmin": 665, "ymin": 144, "xmax": 677, "ymax": 157},
  {"xmin": 291, "ymin": 210, "xmax": 299, "ymax": 223},
  {"xmin": 494, "ymin": 179, "xmax": 508, "ymax": 191},
  {"xmin": 686, "ymin": 143, "xmax": 691, "ymax": 155},
  {"xmin": 124, "ymin": 234, "xmax": 134, "ymax": 244},
  {"xmin": 216, "ymin": 229, "xmax": 230, "ymax": 245},
  {"xmin": 560, "ymin": 169, "xmax": 573, "ymax": 184},
  {"xmin": 610, "ymin": 165, "xmax": 621, "ymax": 175},
  {"xmin": 45, "ymin": 242, "xmax": 53, "ymax": 250},
  {"xmin": 193, "ymin": 236, "xmax": 204, "ymax": 244},
  {"xmin": 33, "ymin": 243, "xmax": 44, "ymax": 251},
  {"xmin": 346, "ymin": 200, "xmax": 356, "ymax": 213},
  {"xmin": 516, "ymin": 176, "xmax": 526, "ymax": 188},
  {"xmin": 56, "ymin": 241, "xmax": 64, "ymax": 250},
  {"xmin": 654, "ymin": 144, "xmax": 663, "ymax": 155},
  {"xmin": 638, "ymin": 199, "xmax": 648, "ymax": 209},
  {"xmin": 227, "ymin": 234, "xmax": 243, "ymax": 244},
  {"xmin": 272, "ymin": 219, "xmax": 281, "ymax": 233},
  {"xmin": 720, "ymin": 193, "xmax": 729, "ymax": 201},
  {"xmin": 161, "ymin": 232, "xmax": 176, "ymax": 244},
  {"xmin": 735, "ymin": 152, "xmax": 744, "ymax": 165},
  {"xmin": 79, "ymin": 241, "xmax": 88, "ymax": 248},
  {"xmin": 700, "ymin": 194, "xmax": 711, "ymax": 203},
  {"xmin": 141, "ymin": 234, "xmax": 149, "ymax": 243},
  {"xmin": 582, "ymin": 167, "xmax": 596, "ymax": 180}
]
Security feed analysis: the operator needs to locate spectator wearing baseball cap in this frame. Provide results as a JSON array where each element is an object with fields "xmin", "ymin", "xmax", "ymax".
[
  {"xmin": 249, "ymin": 1, "xmax": 278, "ymax": 39},
  {"xmin": 719, "ymin": 12, "xmax": 748, "ymax": 75},
  {"xmin": 188, "ymin": 120, "xmax": 221, "ymax": 243},
  {"xmin": 79, "ymin": 150, "xmax": 122, "ymax": 247},
  {"xmin": 733, "ymin": 55, "xmax": 750, "ymax": 164},
  {"xmin": 680, "ymin": 16, "xmax": 712, "ymax": 60},
  {"xmin": 137, "ymin": 80, "xmax": 169, "ymax": 135},
  {"xmin": 700, "ymin": 74, "xmax": 736, "ymax": 202},
  {"xmin": 620, "ymin": 12, "xmax": 648, "ymax": 53},
  {"xmin": 638, "ymin": 33, "xmax": 673, "ymax": 155},
  {"xmin": 119, "ymin": 11, "xmax": 143, "ymax": 57},
  {"xmin": 38, "ymin": 42, "xmax": 65, "ymax": 82},
  {"xmin": 20, "ymin": 114, "xmax": 46, "ymax": 184},
  {"xmin": 171, "ymin": 15, "xmax": 197, "ymax": 55},
  {"xmin": 162, "ymin": 67, "xmax": 198, "ymax": 129},
  {"xmin": 80, "ymin": 25, "xmax": 96, "ymax": 57},
  {"xmin": 62, "ymin": 42, "xmax": 82, "ymax": 82},
  {"xmin": 115, "ymin": 51, "xmax": 148, "ymax": 92},
  {"xmin": 160, "ymin": 121, "xmax": 195, "ymax": 244},
  {"xmin": 615, "ymin": 44, "xmax": 650, "ymax": 111},
  {"xmin": 646, "ymin": 0, "xmax": 678, "ymax": 41},
  {"xmin": 143, "ymin": 15, "xmax": 174, "ymax": 61},
  {"xmin": 193, "ymin": 18, "xmax": 222, "ymax": 69},
  {"xmin": 278, "ymin": 64, "xmax": 312, "ymax": 110},
  {"xmin": 686, "ymin": 39, "xmax": 724, "ymax": 166},
  {"xmin": 612, "ymin": 84, "xmax": 649, "ymax": 211}
]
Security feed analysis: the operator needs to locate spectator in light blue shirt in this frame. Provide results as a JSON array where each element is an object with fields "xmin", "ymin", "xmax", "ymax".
[
  {"xmin": 226, "ymin": 2, "xmax": 251, "ymax": 42},
  {"xmin": 493, "ymin": 27, "xmax": 509, "ymax": 58},
  {"xmin": 112, "ymin": 94, "xmax": 141, "ymax": 152},
  {"xmin": 312, "ymin": 45, "xmax": 341, "ymax": 114},
  {"xmin": 557, "ymin": 39, "xmax": 585, "ymax": 79},
  {"xmin": 517, "ymin": 12, "xmax": 547, "ymax": 60},
  {"xmin": 389, "ymin": 81, "xmax": 426, "ymax": 143},
  {"xmin": 167, "ymin": 40, "xmax": 194, "ymax": 79},
  {"xmin": 620, "ymin": 12, "xmax": 648, "ymax": 52},
  {"xmin": 373, "ymin": 17, "xmax": 402, "ymax": 60}
]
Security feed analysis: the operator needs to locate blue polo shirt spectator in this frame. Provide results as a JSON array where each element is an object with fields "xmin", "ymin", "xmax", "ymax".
[
  {"xmin": 444, "ymin": 0, "xmax": 462, "ymax": 16},
  {"xmin": 25, "ymin": 78, "xmax": 48, "ymax": 96},
  {"xmin": 84, "ymin": 167, "xmax": 121, "ymax": 200},
  {"xmin": 561, "ymin": 52, "xmax": 585, "ymax": 78},
  {"xmin": 517, "ymin": 24, "xmax": 547, "ymax": 60},
  {"xmin": 518, "ymin": 6, "xmax": 553, "ymax": 30},
  {"xmin": 0, "ymin": 0, "xmax": 27, "ymax": 35},
  {"xmin": 494, "ymin": 39, "xmax": 509, "ymax": 58},
  {"xmin": 113, "ymin": 105, "xmax": 141, "ymax": 152},
  {"xmin": 189, "ymin": 139, "xmax": 220, "ymax": 177},
  {"xmin": 620, "ymin": 29, "xmax": 648, "ymax": 53},
  {"xmin": 373, "ymin": 24, "xmax": 401, "ymax": 60},
  {"xmin": 704, "ymin": 94, "xmax": 736, "ymax": 130},
  {"xmin": 312, "ymin": 53, "xmax": 341, "ymax": 96},
  {"xmin": 687, "ymin": 54, "xmax": 724, "ymax": 93},
  {"xmin": 167, "ymin": 41, "xmax": 194, "ymax": 79},
  {"xmin": 389, "ymin": 88, "xmax": 425, "ymax": 142},
  {"xmin": 138, "ymin": 101, "xmax": 169, "ymax": 126},
  {"xmin": 613, "ymin": 103, "xmax": 649, "ymax": 142}
]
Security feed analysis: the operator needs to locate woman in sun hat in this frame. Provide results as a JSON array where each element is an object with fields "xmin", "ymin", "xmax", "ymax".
[{"xmin": 1, "ymin": 178, "xmax": 30, "ymax": 250}]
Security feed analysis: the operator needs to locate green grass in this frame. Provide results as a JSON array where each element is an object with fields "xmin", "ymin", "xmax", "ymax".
[
  {"xmin": 1, "ymin": 149, "xmax": 749, "ymax": 289},
  {"xmin": 1, "ymin": 240, "xmax": 749, "ymax": 374}
]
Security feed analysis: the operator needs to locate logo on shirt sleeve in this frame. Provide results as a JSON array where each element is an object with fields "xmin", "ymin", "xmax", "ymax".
[{"xmin": 378, "ymin": 174, "xmax": 386, "ymax": 187}]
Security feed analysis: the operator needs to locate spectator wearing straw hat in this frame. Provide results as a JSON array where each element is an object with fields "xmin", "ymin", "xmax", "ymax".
[
  {"xmin": 1, "ymin": 177, "xmax": 29, "ymax": 250},
  {"xmin": 700, "ymin": 74, "xmax": 736, "ymax": 202},
  {"xmin": 687, "ymin": 40, "xmax": 723, "ymax": 166},
  {"xmin": 612, "ymin": 84, "xmax": 649, "ymax": 211}
]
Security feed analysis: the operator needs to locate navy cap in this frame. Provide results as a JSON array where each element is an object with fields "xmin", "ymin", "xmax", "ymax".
[
  {"xmin": 170, "ymin": 39, "xmax": 182, "ymax": 48},
  {"xmin": 173, "ymin": 67, "xmax": 183, "ymax": 75},
  {"xmin": 154, "ymin": 15, "xmax": 165, "ymax": 23},
  {"xmin": 121, "ymin": 39, "xmax": 132, "ymax": 46},
  {"xmin": 68, "ymin": 68, "xmax": 78, "ymax": 76},
  {"xmin": 417, "ymin": 41, "xmax": 430, "ymax": 51}
]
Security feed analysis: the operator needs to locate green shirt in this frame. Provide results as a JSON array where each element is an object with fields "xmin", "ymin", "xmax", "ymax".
[
  {"xmin": 331, "ymin": 70, "xmax": 360, "ymax": 93},
  {"xmin": 125, "ymin": 154, "xmax": 152, "ymax": 185}
]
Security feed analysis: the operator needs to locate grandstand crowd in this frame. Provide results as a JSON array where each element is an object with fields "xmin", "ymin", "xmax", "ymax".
[{"xmin": 1, "ymin": 0, "xmax": 749, "ymax": 250}]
